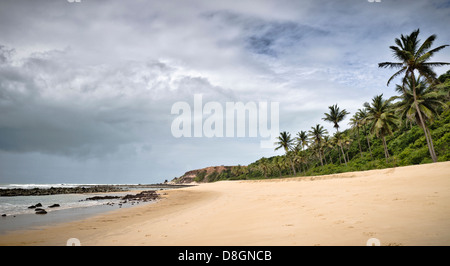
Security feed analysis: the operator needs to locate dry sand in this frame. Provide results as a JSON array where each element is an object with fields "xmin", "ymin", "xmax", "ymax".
[{"xmin": 0, "ymin": 162, "xmax": 449, "ymax": 246}]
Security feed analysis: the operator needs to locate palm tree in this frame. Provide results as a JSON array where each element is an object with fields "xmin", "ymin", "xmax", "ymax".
[
  {"xmin": 323, "ymin": 135, "xmax": 334, "ymax": 164},
  {"xmin": 343, "ymin": 134, "xmax": 352, "ymax": 163},
  {"xmin": 392, "ymin": 76, "xmax": 446, "ymax": 149},
  {"xmin": 258, "ymin": 157, "xmax": 270, "ymax": 178},
  {"xmin": 295, "ymin": 131, "xmax": 309, "ymax": 151},
  {"xmin": 308, "ymin": 124, "xmax": 328, "ymax": 166},
  {"xmin": 323, "ymin": 104, "xmax": 350, "ymax": 165},
  {"xmin": 273, "ymin": 156, "xmax": 286, "ymax": 177},
  {"xmin": 356, "ymin": 108, "xmax": 373, "ymax": 158},
  {"xmin": 378, "ymin": 28, "xmax": 449, "ymax": 162},
  {"xmin": 293, "ymin": 150, "xmax": 307, "ymax": 173},
  {"xmin": 349, "ymin": 113, "xmax": 363, "ymax": 158},
  {"xmin": 332, "ymin": 131, "xmax": 345, "ymax": 164},
  {"xmin": 275, "ymin": 131, "xmax": 296, "ymax": 175},
  {"xmin": 364, "ymin": 95, "xmax": 398, "ymax": 162}
]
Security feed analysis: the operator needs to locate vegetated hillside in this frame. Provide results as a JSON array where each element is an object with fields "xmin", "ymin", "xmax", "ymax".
[
  {"xmin": 171, "ymin": 165, "xmax": 238, "ymax": 183},
  {"xmin": 171, "ymin": 107, "xmax": 449, "ymax": 184},
  {"xmin": 171, "ymin": 69, "xmax": 449, "ymax": 183}
]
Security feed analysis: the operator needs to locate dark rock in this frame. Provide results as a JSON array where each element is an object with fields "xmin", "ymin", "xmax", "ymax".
[
  {"xmin": 35, "ymin": 203, "xmax": 42, "ymax": 207},
  {"xmin": 35, "ymin": 210, "xmax": 47, "ymax": 215},
  {"xmin": 49, "ymin": 204, "xmax": 60, "ymax": 208},
  {"xmin": 1, "ymin": 214, "xmax": 6, "ymax": 217},
  {"xmin": 28, "ymin": 205, "xmax": 36, "ymax": 209},
  {"xmin": 121, "ymin": 190, "xmax": 159, "ymax": 201},
  {"xmin": 35, "ymin": 208, "xmax": 45, "ymax": 212},
  {"xmin": 85, "ymin": 195, "xmax": 120, "ymax": 201}
]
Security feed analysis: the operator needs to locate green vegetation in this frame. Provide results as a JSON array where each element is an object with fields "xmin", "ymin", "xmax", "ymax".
[{"xmin": 201, "ymin": 29, "xmax": 450, "ymax": 182}]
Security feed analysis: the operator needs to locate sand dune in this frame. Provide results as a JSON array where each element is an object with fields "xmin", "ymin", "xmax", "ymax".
[{"xmin": 1, "ymin": 162, "xmax": 449, "ymax": 246}]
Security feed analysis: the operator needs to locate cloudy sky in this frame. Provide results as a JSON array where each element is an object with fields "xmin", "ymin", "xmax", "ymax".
[{"xmin": 0, "ymin": 0, "xmax": 449, "ymax": 184}]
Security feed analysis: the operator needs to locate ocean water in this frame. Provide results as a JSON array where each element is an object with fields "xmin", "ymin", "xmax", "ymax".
[
  {"xmin": 0, "ymin": 184, "xmax": 128, "ymax": 216},
  {"xmin": 0, "ymin": 184, "xmax": 156, "ymax": 234}
]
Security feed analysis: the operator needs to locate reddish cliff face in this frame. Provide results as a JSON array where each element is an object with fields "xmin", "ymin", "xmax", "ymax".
[{"xmin": 172, "ymin": 166, "xmax": 232, "ymax": 184}]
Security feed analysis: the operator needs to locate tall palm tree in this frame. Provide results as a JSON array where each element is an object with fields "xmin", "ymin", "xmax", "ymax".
[
  {"xmin": 392, "ymin": 76, "xmax": 446, "ymax": 151},
  {"xmin": 378, "ymin": 28, "xmax": 449, "ymax": 162},
  {"xmin": 275, "ymin": 131, "xmax": 296, "ymax": 175},
  {"xmin": 308, "ymin": 124, "xmax": 328, "ymax": 166},
  {"xmin": 364, "ymin": 95, "xmax": 398, "ymax": 162},
  {"xmin": 323, "ymin": 104, "xmax": 350, "ymax": 165}
]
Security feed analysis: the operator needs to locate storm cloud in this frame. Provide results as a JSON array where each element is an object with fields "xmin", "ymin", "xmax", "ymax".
[{"xmin": 0, "ymin": 0, "xmax": 449, "ymax": 184}]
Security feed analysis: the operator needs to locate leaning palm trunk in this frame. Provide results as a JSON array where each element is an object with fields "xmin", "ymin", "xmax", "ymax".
[
  {"xmin": 426, "ymin": 127, "xmax": 437, "ymax": 159},
  {"xmin": 411, "ymin": 72, "xmax": 438, "ymax": 162}
]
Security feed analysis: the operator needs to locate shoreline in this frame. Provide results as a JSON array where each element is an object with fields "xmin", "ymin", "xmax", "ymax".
[
  {"xmin": 0, "ymin": 189, "xmax": 160, "ymax": 234},
  {"xmin": 0, "ymin": 184, "xmax": 193, "ymax": 197},
  {"xmin": 0, "ymin": 162, "xmax": 449, "ymax": 246}
]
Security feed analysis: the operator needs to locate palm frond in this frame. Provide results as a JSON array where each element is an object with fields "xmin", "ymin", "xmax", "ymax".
[
  {"xmin": 386, "ymin": 67, "xmax": 407, "ymax": 86},
  {"xmin": 378, "ymin": 62, "xmax": 403, "ymax": 69},
  {"xmin": 415, "ymin": 34, "xmax": 436, "ymax": 57}
]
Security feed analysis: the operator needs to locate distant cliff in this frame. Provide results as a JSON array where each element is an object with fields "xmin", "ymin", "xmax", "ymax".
[{"xmin": 170, "ymin": 166, "xmax": 235, "ymax": 184}]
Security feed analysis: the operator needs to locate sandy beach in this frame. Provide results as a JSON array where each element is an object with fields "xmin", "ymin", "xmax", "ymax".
[{"xmin": 0, "ymin": 162, "xmax": 449, "ymax": 246}]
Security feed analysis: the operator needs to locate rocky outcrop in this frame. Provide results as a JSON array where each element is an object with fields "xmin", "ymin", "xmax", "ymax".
[
  {"xmin": 83, "ymin": 190, "xmax": 159, "ymax": 203},
  {"xmin": 121, "ymin": 190, "xmax": 159, "ymax": 201},
  {"xmin": 171, "ymin": 165, "xmax": 233, "ymax": 184},
  {"xmin": 85, "ymin": 195, "xmax": 121, "ymax": 201}
]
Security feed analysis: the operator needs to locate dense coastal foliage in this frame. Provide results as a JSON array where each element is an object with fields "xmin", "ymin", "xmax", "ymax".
[{"xmin": 184, "ymin": 29, "xmax": 450, "ymax": 183}]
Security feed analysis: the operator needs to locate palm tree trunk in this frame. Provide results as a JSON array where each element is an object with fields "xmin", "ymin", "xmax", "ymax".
[
  {"xmin": 426, "ymin": 128, "xmax": 438, "ymax": 160},
  {"xmin": 363, "ymin": 125, "xmax": 373, "ymax": 158},
  {"xmin": 318, "ymin": 150, "xmax": 324, "ymax": 167},
  {"xmin": 411, "ymin": 71, "xmax": 437, "ymax": 163},
  {"xmin": 288, "ymin": 157, "xmax": 296, "ymax": 176},
  {"xmin": 340, "ymin": 144, "xmax": 347, "ymax": 166}
]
